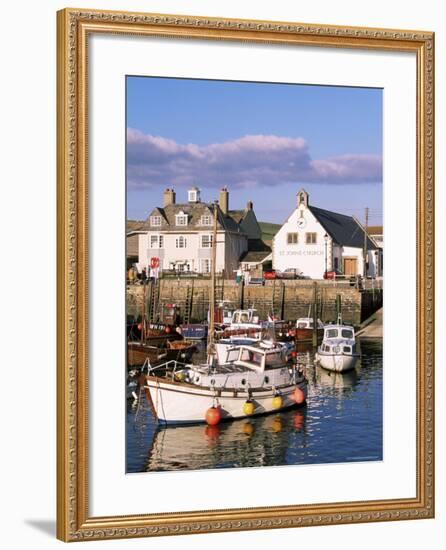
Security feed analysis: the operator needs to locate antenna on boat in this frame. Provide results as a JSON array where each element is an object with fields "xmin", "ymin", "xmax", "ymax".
[{"xmin": 207, "ymin": 201, "xmax": 218, "ymax": 365}]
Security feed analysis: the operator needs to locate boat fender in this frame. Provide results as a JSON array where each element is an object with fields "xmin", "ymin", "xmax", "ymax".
[
  {"xmin": 293, "ymin": 386, "xmax": 305, "ymax": 405},
  {"xmin": 272, "ymin": 395, "xmax": 283, "ymax": 409},
  {"xmin": 205, "ymin": 406, "xmax": 221, "ymax": 426},
  {"xmin": 243, "ymin": 400, "xmax": 255, "ymax": 416}
]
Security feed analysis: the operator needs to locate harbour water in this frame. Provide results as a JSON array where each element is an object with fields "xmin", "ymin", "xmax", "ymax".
[{"xmin": 126, "ymin": 339, "xmax": 382, "ymax": 473}]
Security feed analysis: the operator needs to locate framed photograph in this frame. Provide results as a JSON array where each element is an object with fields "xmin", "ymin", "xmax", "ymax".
[{"xmin": 57, "ymin": 8, "xmax": 434, "ymax": 542}]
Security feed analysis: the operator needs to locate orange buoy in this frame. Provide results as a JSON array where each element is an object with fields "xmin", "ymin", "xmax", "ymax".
[
  {"xmin": 243, "ymin": 400, "xmax": 255, "ymax": 416},
  {"xmin": 205, "ymin": 406, "xmax": 221, "ymax": 426},
  {"xmin": 293, "ymin": 386, "xmax": 305, "ymax": 404},
  {"xmin": 272, "ymin": 395, "xmax": 283, "ymax": 409},
  {"xmin": 165, "ymin": 326, "xmax": 171, "ymax": 333}
]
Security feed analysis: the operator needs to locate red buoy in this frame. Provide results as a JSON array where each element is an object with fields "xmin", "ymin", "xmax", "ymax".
[
  {"xmin": 205, "ymin": 406, "xmax": 221, "ymax": 426},
  {"xmin": 293, "ymin": 386, "xmax": 305, "ymax": 404}
]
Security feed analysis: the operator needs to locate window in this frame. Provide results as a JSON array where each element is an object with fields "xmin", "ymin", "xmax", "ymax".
[
  {"xmin": 305, "ymin": 232, "xmax": 317, "ymax": 244},
  {"xmin": 201, "ymin": 215, "xmax": 212, "ymax": 226},
  {"xmin": 201, "ymin": 234, "xmax": 213, "ymax": 248},
  {"xmin": 341, "ymin": 329, "xmax": 354, "ymax": 339},
  {"xmin": 150, "ymin": 215, "xmax": 162, "ymax": 227},
  {"xmin": 175, "ymin": 214, "xmax": 188, "ymax": 226},
  {"xmin": 176, "ymin": 236, "xmax": 187, "ymax": 248},
  {"xmin": 334, "ymin": 257, "xmax": 339, "ymax": 271},
  {"xmin": 150, "ymin": 235, "xmax": 164, "ymax": 249},
  {"xmin": 201, "ymin": 259, "xmax": 211, "ymax": 273},
  {"xmin": 287, "ymin": 232, "xmax": 298, "ymax": 244}
]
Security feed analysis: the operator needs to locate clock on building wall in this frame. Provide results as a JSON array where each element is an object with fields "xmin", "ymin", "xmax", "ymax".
[{"xmin": 297, "ymin": 216, "xmax": 306, "ymax": 229}]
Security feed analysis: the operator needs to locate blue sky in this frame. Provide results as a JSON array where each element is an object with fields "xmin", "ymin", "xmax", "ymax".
[{"xmin": 126, "ymin": 76, "xmax": 382, "ymax": 225}]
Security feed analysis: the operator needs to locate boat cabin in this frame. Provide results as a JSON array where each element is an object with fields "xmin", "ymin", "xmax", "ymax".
[
  {"xmin": 161, "ymin": 304, "xmax": 181, "ymax": 326},
  {"xmin": 231, "ymin": 309, "xmax": 260, "ymax": 325},
  {"xmin": 234, "ymin": 344, "xmax": 286, "ymax": 373},
  {"xmin": 295, "ymin": 318, "xmax": 324, "ymax": 329},
  {"xmin": 185, "ymin": 344, "xmax": 292, "ymax": 390},
  {"xmin": 323, "ymin": 325, "xmax": 355, "ymax": 341}
]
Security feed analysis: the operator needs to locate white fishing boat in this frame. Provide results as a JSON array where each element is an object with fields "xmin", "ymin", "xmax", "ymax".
[
  {"xmin": 142, "ymin": 343, "xmax": 308, "ymax": 424},
  {"xmin": 315, "ymin": 324, "xmax": 360, "ymax": 373}
]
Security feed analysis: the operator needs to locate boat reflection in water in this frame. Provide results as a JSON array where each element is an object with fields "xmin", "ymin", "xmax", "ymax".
[
  {"xmin": 314, "ymin": 364, "xmax": 360, "ymax": 393},
  {"xmin": 144, "ymin": 407, "xmax": 307, "ymax": 472}
]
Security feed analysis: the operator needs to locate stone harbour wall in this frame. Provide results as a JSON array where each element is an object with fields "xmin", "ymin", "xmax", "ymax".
[{"xmin": 127, "ymin": 279, "xmax": 383, "ymax": 327}]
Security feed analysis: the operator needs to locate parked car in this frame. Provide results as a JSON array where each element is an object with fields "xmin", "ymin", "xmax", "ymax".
[
  {"xmin": 323, "ymin": 270, "xmax": 345, "ymax": 280},
  {"xmin": 278, "ymin": 268, "xmax": 304, "ymax": 279},
  {"xmin": 248, "ymin": 277, "xmax": 265, "ymax": 286},
  {"xmin": 263, "ymin": 270, "xmax": 277, "ymax": 280}
]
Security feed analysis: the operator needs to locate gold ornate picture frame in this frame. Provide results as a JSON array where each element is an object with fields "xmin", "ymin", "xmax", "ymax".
[{"xmin": 57, "ymin": 7, "xmax": 434, "ymax": 542}]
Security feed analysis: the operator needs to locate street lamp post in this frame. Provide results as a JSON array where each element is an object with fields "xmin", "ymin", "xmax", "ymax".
[{"xmin": 324, "ymin": 233, "xmax": 328, "ymax": 278}]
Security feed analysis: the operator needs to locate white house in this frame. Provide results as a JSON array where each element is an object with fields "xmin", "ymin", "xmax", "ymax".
[
  {"xmin": 273, "ymin": 189, "xmax": 382, "ymax": 279},
  {"xmin": 129, "ymin": 186, "xmax": 266, "ymax": 278}
]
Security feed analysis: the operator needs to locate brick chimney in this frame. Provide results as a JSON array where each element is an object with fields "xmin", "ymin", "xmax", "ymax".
[
  {"xmin": 163, "ymin": 188, "xmax": 176, "ymax": 207},
  {"xmin": 246, "ymin": 200, "xmax": 253, "ymax": 211},
  {"xmin": 219, "ymin": 187, "xmax": 229, "ymax": 215}
]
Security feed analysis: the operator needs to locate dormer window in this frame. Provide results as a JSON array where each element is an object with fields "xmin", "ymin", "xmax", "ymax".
[
  {"xmin": 188, "ymin": 187, "xmax": 200, "ymax": 203},
  {"xmin": 201, "ymin": 215, "xmax": 212, "ymax": 226},
  {"xmin": 150, "ymin": 215, "xmax": 162, "ymax": 227},
  {"xmin": 175, "ymin": 211, "xmax": 188, "ymax": 226}
]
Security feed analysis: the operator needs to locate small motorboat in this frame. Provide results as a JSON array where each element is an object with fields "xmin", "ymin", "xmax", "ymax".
[
  {"xmin": 315, "ymin": 324, "xmax": 360, "ymax": 373},
  {"xmin": 127, "ymin": 339, "xmax": 197, "ymax": 367},
  {"xmin": 290, "ymin": 317, "xmax": 324, "ymax": 342}
]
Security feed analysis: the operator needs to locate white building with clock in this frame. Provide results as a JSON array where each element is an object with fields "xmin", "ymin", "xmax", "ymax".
[{"xmin": 272, "ymin": 189, "xmax": 382, "ymax": 279}]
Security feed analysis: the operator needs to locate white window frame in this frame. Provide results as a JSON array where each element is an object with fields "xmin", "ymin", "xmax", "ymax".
[
  {"xmin": 188, "ymin": 190, "xmax": 197, "ymax": 203},
  {"xmin": 175, "ymin": 213, "xmax": 188, "ymax": 226},
  {"xmin": 201, "ymin": 215, "xmax": 212, "ymax": 226},
  {"xmin": 150, "ymin": 234, "xmax": 164, "ymax": 249},
  {"xmin": 287, "ymin": 232, "xmax": 298, "ymax": 245},
  {"xmin": 176, "ymin": 236, "xmax": 187, "ymax": 248},
  {"xmin": 201, "ymin": 259, "xmax": 212, "ymax": 274},
  {"xmin": 305, "ymin": 232, "xmax": 317, "ymax": 244},
  {"xmin": 150, "ymin": 215, "xmax": 162, "ymax": 227},
  {"xmin": 201, "ymin": 234, "xmax": 213, "ymax": 248}
]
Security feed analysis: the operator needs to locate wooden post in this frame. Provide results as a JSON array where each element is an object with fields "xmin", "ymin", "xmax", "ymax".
[
  {"xmin": 280, "ymin": 282, "xmax": 285, "ymax": 321},
  {"xmin": 312, "ymin": 282, "xmax": 318, "ymax": 348},
  {"xmin": 363, "ymin": 207, "xmax": 369, "ymax": 277},
  {"xmin": 336, "ymin": 293, "xmax": 342, "ymax": 323}
]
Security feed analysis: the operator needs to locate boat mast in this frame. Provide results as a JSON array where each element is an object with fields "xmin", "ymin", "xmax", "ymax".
[
  {"xmin": 207, "ymin": 201, "xmax": 218, "ymax": 363},
  {"xmin": 141, "ymin": 280, "xmax": 146, "ymax": 343}
]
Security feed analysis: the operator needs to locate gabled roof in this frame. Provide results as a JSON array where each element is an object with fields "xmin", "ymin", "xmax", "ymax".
[
  {"xmin": 239, "ymin": 239, "xmax": 272, "ymax": 263},
  {"xmin": 228, "ymin": 209, "xmax": 247, "ymax": 223},
  {"xmin": 309, "ymin": 205, "xmax": 379, "ymax": 250}
]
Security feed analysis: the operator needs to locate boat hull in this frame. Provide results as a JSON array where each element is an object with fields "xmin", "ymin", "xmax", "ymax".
[
  {"xmin": 316, "ymin": 351, "xmax": 359, "ymax": 373},
  {"xmin": 144, "ymin": 377, "xmax": 307, "ymax": 424}
]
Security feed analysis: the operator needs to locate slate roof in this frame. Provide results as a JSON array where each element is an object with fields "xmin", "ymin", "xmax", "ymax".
[
  {"xmin": 309, "ymin": 205, "xmax": 379, "ymax": 250},
  {"xmin": 128, "ymin": 202, "xmax": 249, "ymax": 235},
  {"xmin": 239, "ymin": 239, "xmax": 272, "ymax": 263}
]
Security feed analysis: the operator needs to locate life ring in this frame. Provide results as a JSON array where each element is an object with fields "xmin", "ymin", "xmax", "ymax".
[{"xmin": 150, "ymin": 257, "xmax": 160, "ymax": 268}]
